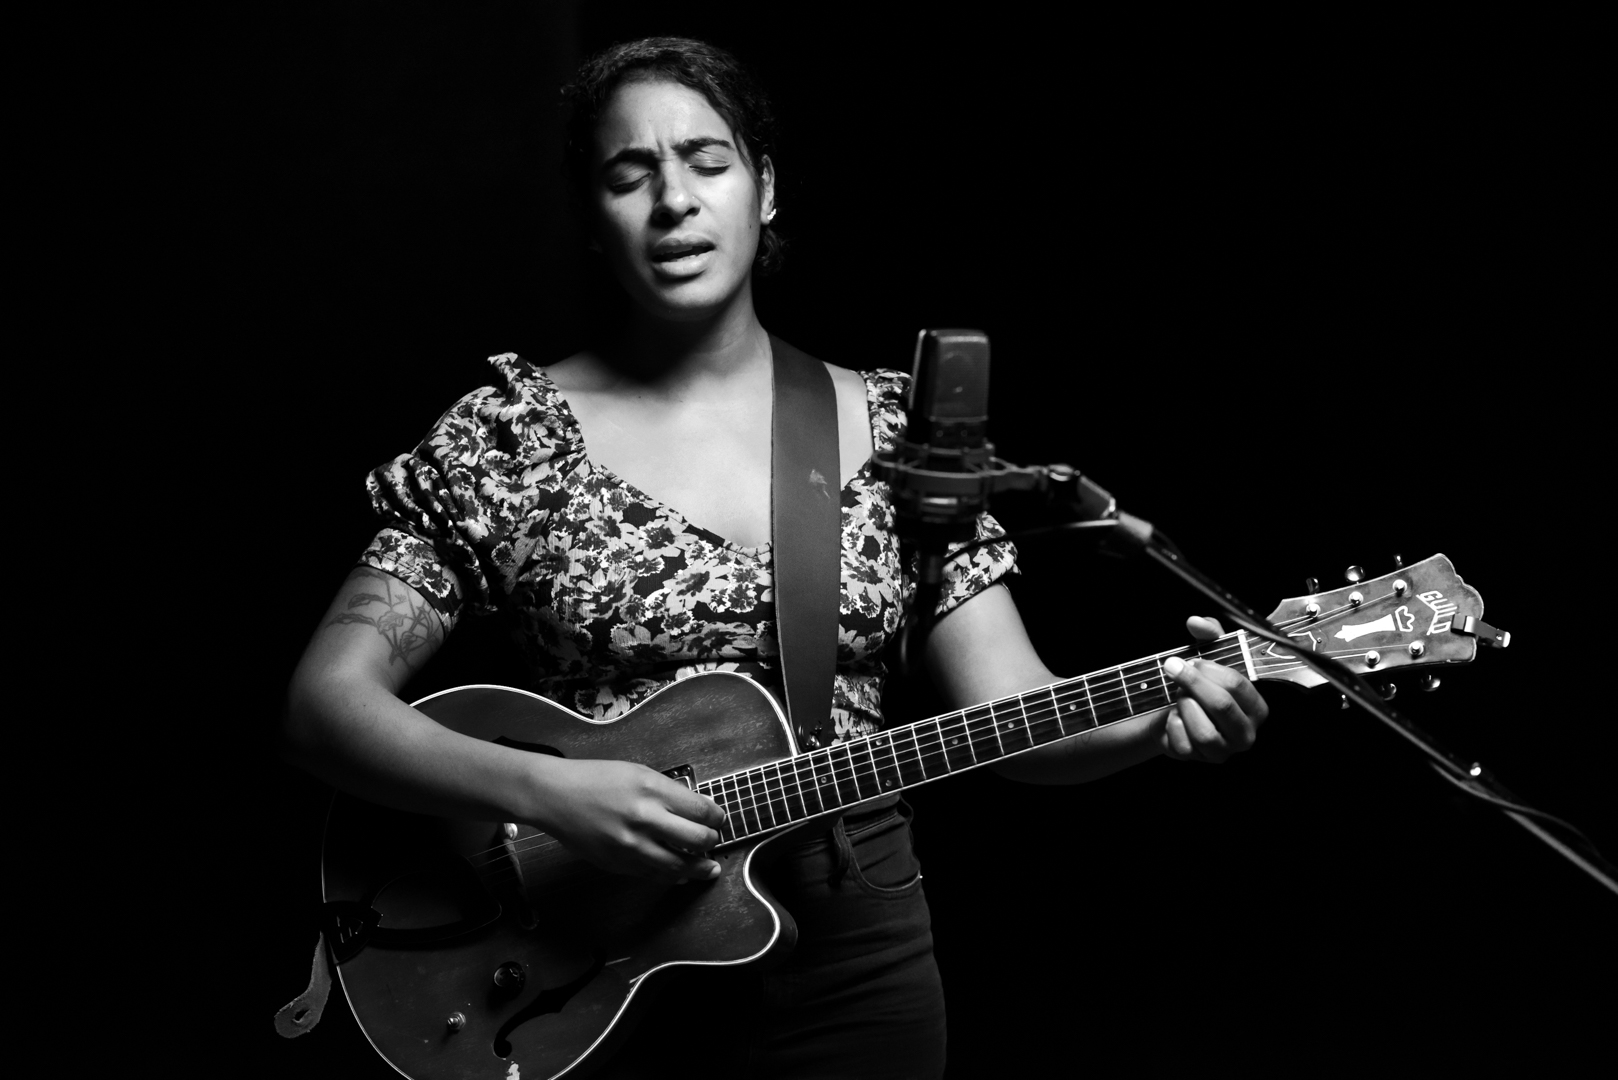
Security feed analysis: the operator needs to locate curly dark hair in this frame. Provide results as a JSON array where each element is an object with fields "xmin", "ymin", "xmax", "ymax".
[{"xmin": 561, "ymin": 36, "xmax": 784, "ymax": 276}]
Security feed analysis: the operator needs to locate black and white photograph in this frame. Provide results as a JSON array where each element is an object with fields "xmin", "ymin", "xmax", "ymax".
[{"xmin": 160, "ymin": 4, "xmax": 1618, "ymax": 1076}]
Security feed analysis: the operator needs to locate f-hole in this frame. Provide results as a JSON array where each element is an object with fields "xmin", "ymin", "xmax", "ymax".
[{"xmin": 491, "ymin": 951, "xmax": 606, "ymax": 1058}]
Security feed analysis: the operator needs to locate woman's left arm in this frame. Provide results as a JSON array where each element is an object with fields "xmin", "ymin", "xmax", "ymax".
[{"xmin": 923, "ymin": 584, "xmax": 1270, "ymax": 784}]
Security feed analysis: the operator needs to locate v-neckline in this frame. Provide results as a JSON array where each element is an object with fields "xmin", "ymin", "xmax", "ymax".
[{"xmin": 535, "ymin": 366, "xmax": 878, "ymax": 556}]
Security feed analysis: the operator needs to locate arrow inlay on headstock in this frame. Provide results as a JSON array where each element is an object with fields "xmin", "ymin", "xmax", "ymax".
[{"xmin": 1334, "ymin": 606, "xmax": 1417, "ymax": 642}]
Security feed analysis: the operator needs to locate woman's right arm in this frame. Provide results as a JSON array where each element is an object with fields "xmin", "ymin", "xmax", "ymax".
[{"xmin": 280, "ymin": 567, "xmax": 725, "ymax": 880}]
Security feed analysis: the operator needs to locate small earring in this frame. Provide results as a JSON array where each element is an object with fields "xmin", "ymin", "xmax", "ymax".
[{"xmin": 765, "ymin": 208, "xmax": 777, "ymax": 224}]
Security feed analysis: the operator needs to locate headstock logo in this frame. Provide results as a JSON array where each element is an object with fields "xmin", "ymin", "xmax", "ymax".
[
  {"xmin": 1333, "ymin": 605, "xmax": 1416, "ymax": 643},
  {"xmin": 1418, "ymin": 589, "xmax": 1457, "ymax": 635}
]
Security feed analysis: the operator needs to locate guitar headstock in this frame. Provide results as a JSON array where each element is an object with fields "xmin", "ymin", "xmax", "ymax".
[{"xmin": 1249, "ymin": 554, "xmax": 1506, "ymax": 690}]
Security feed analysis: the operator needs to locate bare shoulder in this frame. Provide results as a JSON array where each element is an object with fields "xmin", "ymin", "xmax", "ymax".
[
  {"xmin": 821, "ymin": 361, "xmax": 871, "ymax": 415},
  {"xmin": 821, "ymin": 362, "xmax": 875, "ymax": 480},
  {"xmin": 542, "ymin": 351, "xmax": 610, "ymax": 392}
]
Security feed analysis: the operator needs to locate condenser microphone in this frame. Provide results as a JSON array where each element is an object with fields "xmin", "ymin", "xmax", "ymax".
[
  {"xmin": 890, "ymin": 328, "xmax": 994, "ymax": 537},
  {"xmin": 875, "ymin": 329, "xmax": 995, "ymax": 665}
]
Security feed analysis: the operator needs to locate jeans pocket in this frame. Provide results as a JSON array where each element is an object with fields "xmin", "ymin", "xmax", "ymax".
[{"xmin": 842, "ymin": 801, "xmax": 924, "ymax": 898}]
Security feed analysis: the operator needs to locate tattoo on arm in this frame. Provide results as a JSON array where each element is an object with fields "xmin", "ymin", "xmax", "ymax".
[{"xmin": 328, "ymin": 568, "xmax": 445, "ymax": 668}]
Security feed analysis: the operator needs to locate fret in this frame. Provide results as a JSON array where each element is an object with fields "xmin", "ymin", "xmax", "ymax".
[
  {"xmin": 710, "ymin": 781, "xmax": 735, "ymax": 844},
  {"xmin": 773, "ymin": 759, "xmax": 800, "ymax": 821},
  {"xmin": 1041, "ymin": 686, "xmax": 1067, "ymax": 739},
  {"xmin": 1025, "ymin": 686, "xmax": 1065, "ymax": 743},
  {"xmin": 938, "ymin": 712, "xmax": 976, "ymax": 771},
  {"xmin": 847, "ymin": 735, "xmax": 886, "ymax": 803},
  {"xmin": 832, "ymin": 743, "xmax": 865, "ymax": 805},
  {"xmin": 967, "ymin": 704, "xmax": 1003, "ymax": 760},
  {"xmin": 1121, "ymin": 658, "xmax": 1174, "ymax": 715},
  {"xmin": 1235, "ymin": 630, "xmax": 1256, "ymax": 681},
  {"xmin": 915, "ymin": 718, "xmax": 948, "ymax": 776},
  {"xmin": 741, "ymin": 768, "xmax": 770, "ymax": 834},
  {"xmin": 727, "ymin": 772, "xmax": 760, "ymax": 837},
  {"xmin": 869, "ymin": 732, "xmax": 904, "ymax": 795},
  {"xmin": 991, "ymin": 697, "xmax": 1034, "ymax": 756},
  {"xmin": 1086, "ymin": 667, "xmax": 1134, "ymax": 727},
  {"xmin": 756, "ymin": 766, "xmax": 782, "ymax": 830},
  {"xmin": 1052, "ymin": 681, "xmax": 1095, "ymax": 732},
  {"xmin": 811, "ymin": 751, "xmax": 843, "ymax": 810},
  {"xmin": 753, "ymin": 766, "xmax": 778, "ymax": 831},
  {"xmin": 893, "ymin": 724, "xmax": 929, "ymax": 787},
  {"xmin": 790, "ymin": 755, "xmax": 823, "ymax": 819},
  {"xmin": 768, "ymin": 760, "xmax": 796, "ymax": 825}
]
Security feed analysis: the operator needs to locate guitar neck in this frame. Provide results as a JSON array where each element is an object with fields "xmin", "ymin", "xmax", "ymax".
[{"xmin": 703, "ymin": 631, "xmax": 1259, "ymax": 845}]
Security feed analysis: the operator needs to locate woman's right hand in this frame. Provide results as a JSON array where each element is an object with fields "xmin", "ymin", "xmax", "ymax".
[{"xmin": 532, "ymin": 757, "xmax": 728, "ymax": 882}]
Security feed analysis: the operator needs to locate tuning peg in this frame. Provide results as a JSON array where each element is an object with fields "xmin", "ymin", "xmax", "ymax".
[
  {"xmin": 1379, "ymin": 682, "xmax": 1398, "ymax": 700},
  {"xmin": 1422, "ymin": 674, "xmax": 1442, "ymax": 692},
  {"xmin": 1345, "ymin": 566, "xmax": 1365, "ymax": 584},
  {"xmin": 1392, "ymin": 554, "xmax": 1404, "ymax": 570},
  {"xmin": 1304, "ymin": 576, "xmax": 1320, "ymax": 594},
  {"xmin": 1340, "ymin": 694, "xmax": 1350, "ymax": 710}
]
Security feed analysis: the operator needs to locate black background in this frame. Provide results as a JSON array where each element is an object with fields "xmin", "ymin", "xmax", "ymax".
[{"xmin": 175, "ymin": 3, "xmax": 1613, "ymax": 1075}]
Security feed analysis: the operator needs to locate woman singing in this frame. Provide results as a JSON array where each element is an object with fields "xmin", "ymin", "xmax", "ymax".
[{"xmin": 281, "ymin": 36, "xmax": 1268, "ymax": 1079}]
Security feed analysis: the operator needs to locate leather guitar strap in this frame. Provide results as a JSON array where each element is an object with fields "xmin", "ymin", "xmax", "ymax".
[{"xmin": 769, "ymin": 335, "xmax": 841, "ymax": 751}]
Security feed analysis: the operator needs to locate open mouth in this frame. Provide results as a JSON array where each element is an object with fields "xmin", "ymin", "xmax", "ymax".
[{"xmin": 651, "ymin": 240, "xmax": 715, "ymax": 263}]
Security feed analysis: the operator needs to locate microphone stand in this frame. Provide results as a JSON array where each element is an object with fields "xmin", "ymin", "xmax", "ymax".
[
  {"xmin": 876, "ymin": 451, "xmax": 1618, "ymax": 899},
  {"xmin": 1126, "ymin": 529, "xmax": 1618, "ymax": 898}
]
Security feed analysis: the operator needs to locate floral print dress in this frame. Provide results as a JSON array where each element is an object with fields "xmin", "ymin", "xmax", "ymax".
[{"xmin": 362, "ymin": 353, "xmax": 1016, "ymax": 745}]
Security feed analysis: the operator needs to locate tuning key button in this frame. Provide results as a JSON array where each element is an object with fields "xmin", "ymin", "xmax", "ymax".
[
  {"xmin": 1305, "ymin": 602, "xmax": 1321, "ymax": 619},
  {"xmin": 1364, "ymin": 650, "xmax": 1381, "ymax": 667},
  {"xmin": 493, "ymin": 962, "xmax": 526, "ymax": 993},
  {"xmin": 1340, "ymin": 694, "xmax": 1350, "ymax": 710},
  {"xmin": 1422, "ymin": 674, "xmax": 1442, "ymax": 692},
  {"xmin": 1408, "ymin": 639, "xmax": 1425, "ymax": 658},
  {"xmin": 1305, "ymin": 576, "xmax": 1321, "ymax": 594},
  {"xmin": 1380, "ymin": 682, "xmax": 1398, "ymax": 700},
  {"xmin": 1392, "ymin": 578, "xmax": 1408, "ymax": 597},
  {"xmin": 1349, "ymin": 591, "xmax": 1364, "ymax": 607},
  {"xmin": 1345, "ymin": 566, "xmax": 1365, "ymax": 584},
  {"xmin": 503, "ymin": 822, "xmax": 519, "ymax": 841},
  {"xmin": 1392, "ymin": 554, "xmax": 1404, "ymax": 569}
]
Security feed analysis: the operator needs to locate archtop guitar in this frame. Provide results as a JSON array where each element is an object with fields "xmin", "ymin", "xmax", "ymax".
[{"xmin": 320, "ymin": 554, "xmax": 1500, "ymax": 1078}]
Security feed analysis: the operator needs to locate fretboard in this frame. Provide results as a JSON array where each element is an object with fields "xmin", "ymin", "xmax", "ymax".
[{"xmin": 704, "ymin": 631, "xmax": 1256, "ymax": 844}]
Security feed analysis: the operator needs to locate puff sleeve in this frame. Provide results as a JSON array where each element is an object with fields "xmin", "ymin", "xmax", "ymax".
[{"xmin": 359, "ymin": 353, "xmax": 577, "ymax": 632}]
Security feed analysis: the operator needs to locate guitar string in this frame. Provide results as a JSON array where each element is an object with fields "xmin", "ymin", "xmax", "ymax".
[
  {"xmin": 463, "ymin": 654, "xmax": 1371, "ymax": 891},
  {"xmin": 457, "ymin": 626, "xmax": 1354, "ymax": 873},
  {"xmin": 457, "ymin": 606, "xmax": 1407, "ymax": 875},
  {"xmin": 468, "ymin": 600, "xmax": 1398, "ymax": 859},
  {"xmin": 462, "ymin": 674, "xmax": 1209, "ymax": 879},
  {"xmin": 459, "ymin": 647, "xmax": 1352, "ymax": 880},
  {"xmin": 458, "ymin": 638, "xmax": 1251, "ymax": 868}
]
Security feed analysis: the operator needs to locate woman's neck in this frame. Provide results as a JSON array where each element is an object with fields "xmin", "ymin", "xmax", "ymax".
[{"xmin": 601, "ymin": 290, "xmax": 771, "ymax": 398}]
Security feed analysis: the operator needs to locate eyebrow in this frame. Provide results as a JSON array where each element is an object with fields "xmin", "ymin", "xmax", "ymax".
[{"xmin": 600, "ymin": 137, "xmax": 737, "ymax": 171}]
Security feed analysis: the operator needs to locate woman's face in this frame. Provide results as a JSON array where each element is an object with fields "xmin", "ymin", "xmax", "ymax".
[{"xmin": 589, "ymin": 78, "xmax": 775, "ymax": 323}]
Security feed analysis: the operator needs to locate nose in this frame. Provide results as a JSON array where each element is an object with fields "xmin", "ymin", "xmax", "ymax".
[{"xmin": 650, "ymin": 163, "xmax": 698, "ymax": 225}]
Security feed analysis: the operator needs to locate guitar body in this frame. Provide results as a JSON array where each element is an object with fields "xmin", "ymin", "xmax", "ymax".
[
  {"xmin": 322, "ymin": 673, "xmax": 805, "ymax": 1080},
  {"xmin": 320, "ymin": 556, "xmax": 1499, "ymax": 1080}
]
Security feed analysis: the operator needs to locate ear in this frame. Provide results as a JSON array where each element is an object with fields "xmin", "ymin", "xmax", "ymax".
[{"xmin": 758, "ymin": 154, "xmax": 776, "ymax": 222}]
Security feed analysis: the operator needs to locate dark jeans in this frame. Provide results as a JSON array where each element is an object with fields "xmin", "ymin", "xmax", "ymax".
[{"xmin": 598, "ymin": 799, "xmax": 946, "ymax": 1079}]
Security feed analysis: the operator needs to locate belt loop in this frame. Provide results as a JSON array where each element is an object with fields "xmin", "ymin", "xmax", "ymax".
[{"xmin": 828, "ymin": 816, "xmax": 853, "ymax": 887}]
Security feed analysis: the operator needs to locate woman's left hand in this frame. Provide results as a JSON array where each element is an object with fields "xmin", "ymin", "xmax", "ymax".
[{"xmin": 1159, "ymin": 616, "xmax": 1270, "ymax": 763}]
